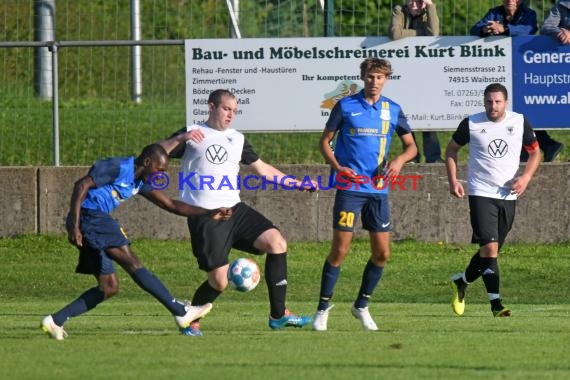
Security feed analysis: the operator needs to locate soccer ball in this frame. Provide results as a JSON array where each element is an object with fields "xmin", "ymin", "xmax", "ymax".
[{"xmin": 227, "ymin": 258, "xmax": 261, "ymax": 292}]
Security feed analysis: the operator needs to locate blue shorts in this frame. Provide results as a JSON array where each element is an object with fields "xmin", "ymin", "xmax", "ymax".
[
  {"xmin": 70, "ymin": 209, "xmax": 130, "ymax": 275},
  {"xmin": 332, "ymin": 190, "xmax": 391, "ymax": 232}
]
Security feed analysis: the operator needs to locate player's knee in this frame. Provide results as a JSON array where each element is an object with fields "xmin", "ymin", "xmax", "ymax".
[
  {"xmin": 371, "ymin": 250, "xmax": 390, "ymax": 266},
  {"xmin": 327, "ymin": 249, "xmax": 347, "ymax": 266},
  {"xmin": 267, "ymin": 233, "xmax": 287, "ymax": 253},
  {"xmin": 117, "ymin": 253, "xmax": 143, "ymax": 274},
  {"xmin": 255, "ymin": 229, "xmax": 287, "ymax": 253},
  {"xmin": 209, "ymin": 277, "xmax": 228, "ymax": 292},
  {"xmin": 123, "ymin": 261, "xmax": 143, "ymax": 274},
  {"xmin": 98, "ymin": 274, "xmax": 120, "ymax": 299},
  {"xmin": 105, "ymin": 287, "xmax": 119, "ymax": 299},
  {"xmin": 208, "ymin": 269, "xmax": 230, "ymax": 292},
  {"xmin": 100, "ymin": 283, "xmax": 119, "ymax": 299}
]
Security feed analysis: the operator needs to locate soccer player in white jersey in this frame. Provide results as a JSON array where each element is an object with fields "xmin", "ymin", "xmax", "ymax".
[
  {"xmin": 312, "ymin": 58, "xmax": 418, "ymax": 331},
  {"xmin": 159, "ymin": 89, "xmax": 317, "ymax": 336},
  {"xmin": 446, "ymin": 82, "xmax": 540, "ymax": 317}
]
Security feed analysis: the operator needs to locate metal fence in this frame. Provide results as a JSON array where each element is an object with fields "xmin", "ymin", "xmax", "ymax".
[{"xmin": 0, "ymin": 0, "xmax": 558, "ymax": 166}]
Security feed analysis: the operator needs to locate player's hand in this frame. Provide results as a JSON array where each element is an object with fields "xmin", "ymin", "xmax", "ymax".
[
  {"xmin": 510, "ymin": 175, "xmax": 530, "ymax": 197},
  {"xmin": 65, "ymin": 217, "xmax": 83, "ymax": 248},
  {"xmin": 212, "ymin": 207, "xmax": 233, "ymax": 221},
  {"xmin": 385, "ymin": 158, "xmax": 404, "ymax": 179},
  {"xmin": 449, "ymin": 180, "xmax": 465, "ymax": 198},
  {"xmin": 423, "ymin": 0, "xmax": 433, "ymax": 6},
  {"xmin": 67, "ymin": 227, "xmax": 83, "ymax": 248},
  {"xmin": 297, "ymin": 179, "xmax": 318, "ymax": 192},
  {"xmin": 184, "ymin": 129, "xmax": 205, "ymax": 144},
  {"xmin": 337, "ymin": 166, "xmax": 358, "ymax": 181}
]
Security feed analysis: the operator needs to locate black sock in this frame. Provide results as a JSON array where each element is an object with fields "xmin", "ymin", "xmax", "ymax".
[
  {"xmin": 464, "ymin": 251, "xmax": 483, "ymax": 283},
  {"xmin": 490, "ymin": 298, "xmax": 503, "ymax": 310},
  {"xmin": 191, "ymin": 280, "xmax": 222, "ymax": 306},
  {"xmin": 265, "ymin": 253, "xmax": 287, "ymax": 319},
  {"xmin": 480, "ymin": 257, "xmax": 502, "ymax": 308}
]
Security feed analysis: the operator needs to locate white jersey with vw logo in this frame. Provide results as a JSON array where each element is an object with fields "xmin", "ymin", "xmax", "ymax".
[
  {"xmin": 178, "ymin": 124, "xmax": 257, "ymax": 209},
  {"xmin": 453, "ymin": 111, "xmax": 536, "ymax": 200}
]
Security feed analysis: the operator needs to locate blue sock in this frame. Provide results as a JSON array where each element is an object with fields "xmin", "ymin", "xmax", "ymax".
[
  {"xmin": 52, "ymin": 286, "xmax": 105, "ymax": 326},
  {"xmin": 317, "ymin": 260, "xmax": 340, "ymax": 311},
  {"xmin": 130, "ymin": 267, "xmax": 186, "ymax": 316},
  {"xmin": 354, "ymin": 260, "xmax": 383, "ymax": 309}
]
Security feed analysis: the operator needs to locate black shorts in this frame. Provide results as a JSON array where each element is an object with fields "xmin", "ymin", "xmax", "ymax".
[
  {"xmin": 187, "ymin": 202, "xmax": 276, "ymax": 272},
  {"xmin": 468, "ymin": 195, "xmax": 516, "ymax": 247}
]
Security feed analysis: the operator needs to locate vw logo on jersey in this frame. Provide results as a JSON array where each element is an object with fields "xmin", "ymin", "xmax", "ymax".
[
  {"xmin": 205, "ymin": 144, "xmax": 228, "ymax": 164},
  {"xmin": 488, "ymin": 139, "xmax": 508, "ymax": 158}
]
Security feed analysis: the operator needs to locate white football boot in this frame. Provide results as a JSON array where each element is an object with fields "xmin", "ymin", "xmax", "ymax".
[
  {"xmin": 351, "ymin": 305, "xmax": 378, "ymax": 331},
  {"xmin": 41, "ymin": 315, "xmax": 68, "ymax": 341},
  {"xmin": 312, "ymin": 305, "xmax": 334, "ymax": 331}
]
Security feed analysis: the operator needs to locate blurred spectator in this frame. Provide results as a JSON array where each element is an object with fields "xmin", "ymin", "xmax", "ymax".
[
  {"xmin": 541, "ymin": 0, "xmax": 570, "ymax": 45},
  {"xmin": 471, "ymin": 0, "xmax": 563, "ymax": 162},
  {"xmin": 470, "ymin": 0, "xmax": 537, "ymax": 36},
  {"xmin": 389, "ymin": 0, "xmax": 443, "ymax": 163}
]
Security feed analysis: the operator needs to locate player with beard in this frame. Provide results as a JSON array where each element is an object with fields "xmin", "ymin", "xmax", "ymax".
[{"xmin": 446, "ymin": 83, "xmax": 540, "ymax": 317}]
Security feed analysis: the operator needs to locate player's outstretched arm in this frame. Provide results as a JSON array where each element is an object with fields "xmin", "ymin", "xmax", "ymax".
[
  {"xmin": 143, "ymin": 189, "xmax": 203, "ymax": 216},
  {"xmin": 249, "ymin": 159, "xmax": 317, "ymax": 191},
  {"xmin": 141, "ymin": 189, "xmax": 233, "ymax": 220},
  {"xmin": 157, "ymin": 128, "xmax": 205, "ymax": 154}
]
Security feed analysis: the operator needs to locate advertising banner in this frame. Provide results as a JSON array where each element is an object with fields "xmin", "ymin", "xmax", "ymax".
[
  {"xmin": 512, "ymin": 35, "xmax": 570, "ymax": 129},
  {"xmin": 185, "ymin": 36, "xmax": 567, "ymax": 131}
]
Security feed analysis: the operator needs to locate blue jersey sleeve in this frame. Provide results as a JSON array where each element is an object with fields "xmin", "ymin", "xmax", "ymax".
[
  {"xmin": 87, "ymin": 158, "xmax": 122, "ymax": 188},
  {"xmin": 325, "ymin": 102, "xmax": 344, "ymax": 132},
  {"xmin": 138, "ymin": 182, "xmax": 153, "ymax": 196},
  {"xmin": 396, "ymin": 109, "xmax": 412, "ymax": 136}
]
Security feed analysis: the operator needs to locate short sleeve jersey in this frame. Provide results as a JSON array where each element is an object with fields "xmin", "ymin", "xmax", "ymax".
[
  {"xmin": 452, "ymin": 110, "xmax": 536, "ymax": 200},
  {"xmin": 173, "ymin": 124, "xmax": 259, "ymax": 209},
  {"xmin": 327, "ymin": 90, "xmax": 412, "ymax": 194},
  {"xmin": 81, "ymin": 156, "xmax": 147, "ymax": 213}
]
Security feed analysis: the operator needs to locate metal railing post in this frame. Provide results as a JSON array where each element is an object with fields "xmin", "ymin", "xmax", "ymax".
[
  {"xmin": 324, "ymin": 0, "xmax": 334, "ymax": 37},
  {"xmin": 131, "ymin": 0, "xmax": 142, "ymax": 103},
  {"xmin": 48, "ymin": 42, "xmax": 60, "ymax": 166},
  {"xmin": 34, "ymin": 0, "xmax": 55, "ymax": 100}
]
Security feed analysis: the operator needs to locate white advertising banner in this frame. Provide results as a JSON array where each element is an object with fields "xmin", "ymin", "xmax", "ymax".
[{"xmin": 185, "ymin": 36, "xmax": 512, "ymax": 131}]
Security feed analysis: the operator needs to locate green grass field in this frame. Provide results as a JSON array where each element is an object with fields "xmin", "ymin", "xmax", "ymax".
[{"xmin": 1, "ymin": 235, "xmax": 569, "ymax": 379}]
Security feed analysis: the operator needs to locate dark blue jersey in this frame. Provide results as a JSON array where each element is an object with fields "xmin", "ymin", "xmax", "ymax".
[
  {"xmin": 326, "ymin": 90, "xmax": 412, "ymax": 194},
  {"xmin": 81, "ymin": 157, "xmax": 145, "ymax": 213}
]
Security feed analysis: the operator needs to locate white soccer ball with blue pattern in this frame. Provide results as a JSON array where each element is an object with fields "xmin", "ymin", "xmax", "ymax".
[{"xmin": 227, "ymin": 258, "xmax": 261, "ymax": 292}]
